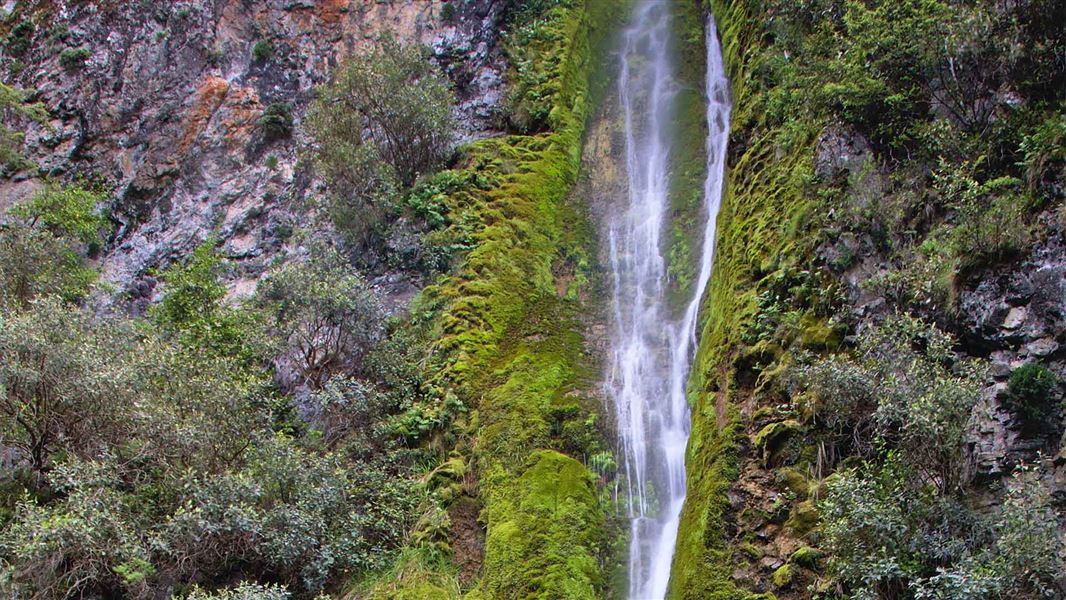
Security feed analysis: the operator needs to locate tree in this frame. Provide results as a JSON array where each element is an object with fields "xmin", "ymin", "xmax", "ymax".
[
  {"xmin": 0, "ymin": 82, "xmax": 48, "ymax": 173},
  {"xmin": 307, "ymin": 34, "xmax": 454, "ymax": 248},
  {"xmin": 0, "ymin": 183, "xmax": 106, "ymax": 307},
  {"xmin": 150, "ymin": 241, "xmax": 271, "ymax": 368},
  {"xmin": 256, "ymin": 244, "xmax": 385, "ymax": 389},
  {"xmin": 0, "ymin": 298, "xmax": 134, "ymax": 476}
]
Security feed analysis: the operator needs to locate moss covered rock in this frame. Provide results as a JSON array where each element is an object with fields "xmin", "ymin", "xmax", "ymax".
[
  {"xmin": 753, "ymin": 420, "xmax": 802, "ymax": 466},
  {"xmin": 771, "ymin": 563, "xmax": 794, "ymax": 589},
  {"xmin": 785, "ymin": 500, "xmax": 819, "ymax": 536}
]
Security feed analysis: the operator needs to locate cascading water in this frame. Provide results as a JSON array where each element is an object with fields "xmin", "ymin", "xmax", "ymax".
[{"xmin": 605, "ymin": 1, "xmax": 731, "ymax": 597}]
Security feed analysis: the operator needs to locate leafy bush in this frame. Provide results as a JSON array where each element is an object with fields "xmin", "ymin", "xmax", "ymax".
[
  {"xmin": 0, "ymin": 83, "xmax": 49, "ymax": 171},
  {"xmin": 258, "ymin": 102, "xmax": 293, "ymax": 141},
  {"xmin": 161, "ymin": 434, "xmax": 414, "ymax": 592},
  {"xmin": 252, "ymin": 40, "xmax": 272, "ymax": 62},
  {"xmin": 0, "ymin": 461, "xmax": 153, "ymax": 598},
  {"xmin": 5, "ymin": 20, "xmax": 34, "ymax": 57},
  {"xmin": 307, "ymin": 34, "xmax": 454, "ymax": 246},
  {"xmin": 11, "ymin": 182, "xmax": 107, "ymax": 246},
  {"xmin": 187, "ymin": 583, "xmax": 291, "ymax": 600},
  {"xmin": 59, "ymin": 47, "xmax": 91, "ymax": 70},
  {"xmin": 794, "ymin": 315, "xmax": 985, "ymax": 490},
  {"xmin": 0, "ymin": 225, "xmax": 98, "ymax": 306},
  {"xmin": 256, "ymin": 243, "xmax": 385, "ymax": 388},
  {"xmin": 1020, "ymin": 111, "xmax": 1066, "ymax": 193},
  {"xmin": 0, "ymin": 298, "xmax": 136, "ymax": 474},
  {"xmin": 150, "ymin": 241, "xmax": 270, "ymax": 366},
  {"xmin": 1007, "ymin": 363, "xmax": 1058, "ymax": 422}
]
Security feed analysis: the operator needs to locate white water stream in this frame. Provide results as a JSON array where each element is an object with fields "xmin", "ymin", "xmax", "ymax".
[{"xmin": 605, "ymin": 1, "xmax": 731, "ymax": 597}]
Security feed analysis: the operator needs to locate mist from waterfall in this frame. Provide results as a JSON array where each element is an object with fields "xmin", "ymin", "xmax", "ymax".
[{"xmin": 605, "ymin": 1, "xmax": 731, "ymax": 597}]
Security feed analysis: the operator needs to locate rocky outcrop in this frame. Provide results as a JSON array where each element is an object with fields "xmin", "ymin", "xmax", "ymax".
[{"xmin": 0, "ymin": 0, "xmax": 509, "ymax": 309}]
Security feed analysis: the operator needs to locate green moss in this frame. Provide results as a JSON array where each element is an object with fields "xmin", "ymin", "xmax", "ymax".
[
  {"xmin": 785, "ymin": 500, "xmax": 819, "ymax": 536},
  {"xmin": 788, "ymin": 546, "xmax": 822, "ymax": 569},
  {"xmin": 355, "ymin": 547, "xmax": 461, "ymax": 600},
  {"xmin": 670, "ymin": 0, "xmax": 824, "ymax": 596},
  {"xmin": 377, "ymin": 1, "xmax": 629, "ymax": 596},
  {"xmin": 664, "ymin": 0, "xmax": 710, "ymax": 309},
  {"xmin": 752, "ymin": 420, "xmax": 801, "ymax": 466},
  {"xmin": 771, "ymin": 563, "xmax": 794, "ymax": 588},
  {"xmin": 776, "ymin": 466, "xmax": 810, "ymax": 499},
  {"xmin": 479, "ymin": 450, "xmax": 605, "ymax": 599}
]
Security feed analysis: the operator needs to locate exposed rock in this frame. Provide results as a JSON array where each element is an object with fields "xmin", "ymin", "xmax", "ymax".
[{"xmin": 0, "ymin": 0, "xmax": 510, "ymax": 308}]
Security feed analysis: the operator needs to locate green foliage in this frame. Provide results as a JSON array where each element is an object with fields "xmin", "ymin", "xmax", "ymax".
[
  {"xmin": 258, "ymin": 102, "xmax": 293, "ymax": 141},
  {"xmin": 0, "ymin": 225, "xmax": 98, "ymax": 306},
  {"xmin": 501, "ymin": 2, "xmax": 578, "ymax": 132},
  {"xmin": 162, "ymin": 433, "xmax": 415, "ymax": 591},
  {"xmin": 5, "ymin": 20, "xmax": 34, "ymax": 57},
  {"xmin": 58, "ymin": 46, "xmax": 91, "ymax": 70},
  {"xmin": 0, "ymin": 460, "xmax": 153, "ymax": 598},
  {"xmin": 306, "ymin": 35, "xmax": 454, "ymax": 252},
  {"xmin": 795, "ymin": 316, "xmax": 985, "ymax": 492},
  {"xmin": 0, "ymin": 281, "xmax": 416, "ymax": 596},
  {"xmin": 0, "ymin": 82, "xmax": 48, "ymax": 172},
  {"xmin": 151, "ymin": 241, "xmax": 269, "ymax": 366},
  {"xmin": 822, "ymin": 461, "xmax": 1064, "ymax": 599},
  {"xmin": 0, "ymin": 182, "xmax": 108, "ymax": 307},
  {"xmin": 308, "ymin": 34, "xmax": 454, "ymax": 188},
  {"xmin": 1019, "ymin": 111, "xmax": 1066, "ymax": 194},
  {"xmin": 252, "ymin": 40, "xmax": 272, "ymax": 62},
  {"xmin": 11, "ymin": 182, "xmax": 107, "ymax": 246},
  {"xmin": 1007, "ymin": 363, "xmax": 1058, "ymax": 422},
  {"xmin": 187, "ymin": 582, "xmax": 291, "ymax": 600},
  {"xmin": 256, "ymin": 243, "xmax": 384, "ymax": 388},
  {"xmin": 934, "ymin": 160, "xmax": 1030, "ymax": 269},
  {"xmin": 0, "ymin": 298, "xmax": 133, "ymax": 474}
]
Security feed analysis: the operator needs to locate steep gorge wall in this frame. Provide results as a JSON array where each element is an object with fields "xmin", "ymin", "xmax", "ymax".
[
  {"xmin": 0, "ymin": 0, "xmax": 506, "ymax": 308},
  {"xmin": 672, "ymin": 0, "xmax": 1066, "ymax": 598}
]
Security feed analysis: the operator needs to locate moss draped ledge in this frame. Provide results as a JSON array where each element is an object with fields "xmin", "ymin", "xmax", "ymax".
[
  {"xmin": 669, "ymin": 0, "xmax": 821, "ymax": 598},
  {"xmin": 365, "ymin": 1, "xmax": 627, "ymax": 598}
]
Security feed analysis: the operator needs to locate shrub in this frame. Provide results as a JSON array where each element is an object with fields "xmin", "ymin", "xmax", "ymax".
[
  {"xmin": 258, "ymin": 102, "xmax": 293, "ymax": 141},
  {"xmin": 821, "ymin": 456, "xmax": 985, "ymax": 599},
  {"xmin": 307, "ymin": 34, "xmax": 454, "ymax": 188},
  {"xmin": 0, "ymin": 82, "xmax": 49, "ymax": 171},
  {"xmin": 252, "ymin": 40, "xmax": 272, "ymax": 62},
  {"xmin": 1019, "ymin": 112, "xmax": 1066, "ymax": 193},
  {"xmin": 150, "ymin": 241, "xmax": 270, "ymax": 367},
  {"xmin": 911, "ymin": 466, "xmax": 1065, "ymax": 599},
  {"xmin": 6, "ymin": 20, "xmax": 34, "ymax": 57},
  {"xmin": 59, "ymin": 47, "xmax": 91, "ymax": 70},
  {"xmin": 187, "ymin": 583, "xmax": 291, "ymax": 600},
  {"xmin": 0, "ymin": 298, "xmax": 136, "ymax": 475},
  {"xmin": 0, "ymin": 225, "xmax": 98, "ymax": 306},
  {"xmin": 0, "ymin": 461, "xmax": 152, "ymax": 599},
  {"xmin": 161, "ymin": 434, "xmax": 414, "ymax": 592},
  {"xmin": 1007, "ymin": 362, "xmax": 1058, "ymax": 422},
  {"xmin": 793, "ymin": 315, "xmax": 985, "ymax": 490},
  {"xmin": 11, "ymin": 182, "xmax": 107, "ymax": 245},
  {"xmin": 255, "ymin": 243, "xmax": 385, "ymax": 388}
]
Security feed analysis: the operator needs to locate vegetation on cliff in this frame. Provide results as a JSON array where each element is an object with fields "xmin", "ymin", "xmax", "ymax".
[{"xmin": 673, "ymin": 0, "xmax": 1064, "ymax": 598}]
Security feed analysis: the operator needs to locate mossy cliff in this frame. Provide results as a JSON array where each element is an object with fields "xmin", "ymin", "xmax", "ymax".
[
  {"xmin": 671, "ymin": 0, "xmax": 1066, "ymax": 596},
  {"xmin": 670, "ymin": 0, "xmax": 822, "ymax": 598},
  {"xmin": 366, "ymin": 1, "xmax": 628, "ymax": 597}
]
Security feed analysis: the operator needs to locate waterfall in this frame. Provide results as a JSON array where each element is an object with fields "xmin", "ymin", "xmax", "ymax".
[{"xmin": 605, "ymin": 1, "xmax": 731, "ymax": 597}]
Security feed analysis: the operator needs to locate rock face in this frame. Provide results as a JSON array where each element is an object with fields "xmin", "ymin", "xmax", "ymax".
[
  {"xmin": 960, "ymin": 216, "xmax": 1066, "ymax": 489},
  {"xmin": 0, "ymin": 0, "xmax": 509, "ymax": 309}
]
